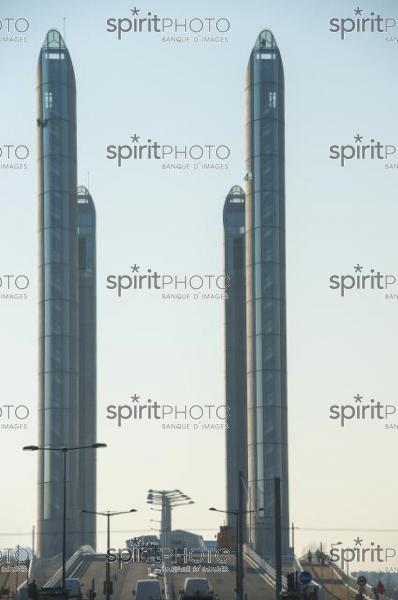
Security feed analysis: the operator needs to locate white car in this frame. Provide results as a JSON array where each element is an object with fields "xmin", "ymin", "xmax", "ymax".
[
  {"xmin": 180, "ymin": 578, "xmax": 214, "ymax": 599},
  {"xmin": 148, "ymin": 565, "xmax": 162, "ymax": 579},
  {"xmin": 65, "ymin": 578, "xmax": 82, "ymax": 600},
  {"xmin": 133, "ymin": 579, "xmax": 162, "ymax": 600}
]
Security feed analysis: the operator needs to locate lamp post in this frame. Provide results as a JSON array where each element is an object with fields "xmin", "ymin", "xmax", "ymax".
[
  {"xmin": 209, "ymin": 504, "xmax": 264, "ymax": 600},
  {"xmin": 23, "ymin": 443, "xmax": 107, "ymax": 591},
  {"xmin": 146, "ymin": 490, "xmax": 194, "ymax": 550},
  {"xmin": 274, "ymin": 477, "xmax": 282, "ymax": 600},
  {"xmin": 81, "ymin": 509, "xmax": 137, "ymax": 600}
]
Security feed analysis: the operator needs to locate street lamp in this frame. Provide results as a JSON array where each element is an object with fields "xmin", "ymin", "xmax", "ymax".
[
  {"xmin": 146, "ymin": 490, "xmax": 193, "ymax": 550},
  {"xmin": 209, "ymin": 506, "xmax": 264, "ymax": 600},
  {"xmin": 81, "ymin": 509, "xmax": 137, "ymax": 600},
  {"xmin": 23, "ymin": 443, "xmax": 107, "ymax": 591}
]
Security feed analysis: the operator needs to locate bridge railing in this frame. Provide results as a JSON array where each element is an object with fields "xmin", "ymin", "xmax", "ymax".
[
  {"xmin": 299, "ymin": 554, "xmax": 390, "ymax": 600},
  {"xmin": 43, "ymin": 546, "xmax": 95, "ymax": 589},
  {"xmin": 327, "ymin": 560, "xmax": 384, "ymax": 600},
  {"xmin": 244, "ymin": 545, "xmax": 288, "ymax": 589}
]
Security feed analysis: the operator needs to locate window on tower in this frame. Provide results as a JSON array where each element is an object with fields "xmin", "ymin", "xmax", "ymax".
[
  {"xmin": 45, "ymin": 52, "xmax": 65, "ymax": 60},
  {"xmin": 45, "ymin": 91, "xmax": 53, "ymax": 109},
  {"xmin": 256, "ymin": 52, "xmax": 275, "ymax": 60},
  {"xmin": 268, "ymin": 91, "xmax": 277, "ymax": 108}
]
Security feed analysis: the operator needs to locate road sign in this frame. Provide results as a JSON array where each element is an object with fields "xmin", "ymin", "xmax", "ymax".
[
  {"xmin": 299, "ymin": 571, "xmax": 312, "ymax": 586},
  {"xmin": 357, "ymin": 576, "xmax": 367, "ymax": 587}
]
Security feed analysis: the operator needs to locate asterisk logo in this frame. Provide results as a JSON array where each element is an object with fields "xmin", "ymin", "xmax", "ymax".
[
  {"xmin": 131, "ymin": 7, "xmax": 140, "ymax": 15},
  {"xmin": 131, "ymin": 134, "xmax": 140, "ymax": 143},
  {"xmin": 354, "ymin": 134, "xmax": 363, "ymax": 143},
  {"xmin": 354, "ymin": 7, "xmax": 363, "ymax": 16},
  {"xmin": 131, "ymin": 264, "xmax": 140, "ymax": 273},
  {"xmin": 354, "ymin": 264, "xmax": 363, "ymax": 273},
  {"xmin": 130, "ymin": 394, "xmax": 140, "ymax": 403},
  {"xmin": 354, "ymin": 394, "xmax": 363, "ymax": 403},
  {"xmin": 354, "ymin": 537, "xmax": 363, "ymax": 546}
]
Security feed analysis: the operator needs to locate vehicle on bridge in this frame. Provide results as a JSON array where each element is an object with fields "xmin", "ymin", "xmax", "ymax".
[
  {"xmin": 133, "ymin": 579, "xmax": 162, "ymax": 600},
  {"xmin": 65, "ymin": 579, "xmax": 82, "ymax": 600},
  {"xmin": 179, "ymin": 578, "xmax": 214, "ymax": 600},
  {"xmin": 148, "ymin": 565, "xmax": 163, "ymax": 579}
]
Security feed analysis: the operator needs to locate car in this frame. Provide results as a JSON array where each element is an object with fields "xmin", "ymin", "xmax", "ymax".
[
  {"xmin": 180, "ymin": 578, "xmax": 214, "ymax": 599},
  {"xmin": 65, "ymin": 578, "xmax": 82, "ymax": 600},
  {"xmin": 148, "ymin": 566, "xmax": 162, "ymax": 579},
  {"xmin": 133, "ymin": 579, "xmax": 163, "ymax": 600}
]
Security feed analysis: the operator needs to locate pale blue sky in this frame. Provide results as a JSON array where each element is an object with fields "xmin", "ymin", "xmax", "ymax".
[{"xmin": 1, "ymin": 0, "xmax": 398, "ymax": 568}]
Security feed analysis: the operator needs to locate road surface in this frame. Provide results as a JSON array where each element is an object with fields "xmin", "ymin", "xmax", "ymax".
[
  {"xmin": 79, "ymin": 557, "xmax": 164, "ymax": 600},
  {"xmin": 170, "ymin": 556, "xmax": 275, "ymax": 600}
]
